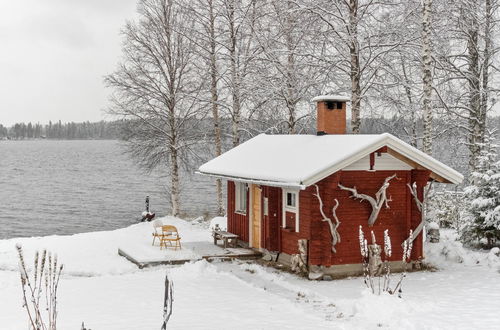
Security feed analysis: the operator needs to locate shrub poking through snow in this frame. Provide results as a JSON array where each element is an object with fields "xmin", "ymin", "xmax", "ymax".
[
  {"xmin": 359, "ymin": 227, "xmax": 413, "ymax": 297},
  {"xmin": 359, "ymin": 226, "xmax": 369, "ymax": 287},
  {"xmin": 80, "ymin": 322, "xmax": 91, "ymax": 330},
  {"xmin": 391, "ymin": 230, "xmax": 413, "ymax": 298},
  {"xmin": 16, "ymin": 244, "xmax": 63, "ymax": 330},
  {"xmin": 161, "ymin": 273, "xmax": 174, "ymax": 329}
]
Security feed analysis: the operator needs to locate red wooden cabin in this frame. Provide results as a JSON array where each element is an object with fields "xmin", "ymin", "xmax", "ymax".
[{"xmin": 198, "ymin": 95, "xmax": 463, "ymax": 278}]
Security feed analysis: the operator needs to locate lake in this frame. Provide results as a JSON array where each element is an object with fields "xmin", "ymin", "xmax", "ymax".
[{"xmin": 0, "ymin": 140, "xmax": 219, "ymax": 239}]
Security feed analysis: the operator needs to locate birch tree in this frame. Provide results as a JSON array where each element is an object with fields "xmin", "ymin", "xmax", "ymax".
[
  {"xmin": 421, "ymin": 0, "xmax": 434, "ymax": 154},
  {"xmin": 220, "ymin": 0, "xmax": 261, "ymax": 146},
  {"xmin": 371, "ymin": 0, "xmax": 442, "ymax": 152},
  {"xmin": 435, "ymin": 0, "xmax": 500, "ymax": 172},
  {"xmin": 304, "ymin": 0, "xmax": 405, "ymax": 134},
  {"xmin": 251, "ymin": 0, "xmax": 322, "ymax": 134},
  {"xmin": 184, "ymin": 0, "xmax": 225, "ymax": 215},
  {"xmin": 105, "ymin": 0, "xmax": 202, "ymax": 216}
]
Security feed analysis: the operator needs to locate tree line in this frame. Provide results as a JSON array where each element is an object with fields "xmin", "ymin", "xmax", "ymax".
[
  {"xmin": 105, "ymin": 0, "xmax": 500, "ymax": 217},
  {"xmin": 0, "ymin": 120, "xmax": 124, "ymax": 140}
]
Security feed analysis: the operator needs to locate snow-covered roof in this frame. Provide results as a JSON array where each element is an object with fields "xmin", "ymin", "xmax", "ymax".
[
  {"xmin": 197, "ymin": 133, "xmax": 463, "ymax": 188},
  {"xmin": 311, "ymin": 95, "xmax": 350, "ymax": 102}
]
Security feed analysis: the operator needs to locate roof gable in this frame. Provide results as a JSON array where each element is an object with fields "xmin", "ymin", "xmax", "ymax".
[{"xmin": 197, "ymin": 133, "xmax": 463, "ymax": 187}]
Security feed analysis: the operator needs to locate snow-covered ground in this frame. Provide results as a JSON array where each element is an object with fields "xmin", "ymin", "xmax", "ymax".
[{"xmin": 1, "ymin": 218, "xmax": 499, "ymax": 329}]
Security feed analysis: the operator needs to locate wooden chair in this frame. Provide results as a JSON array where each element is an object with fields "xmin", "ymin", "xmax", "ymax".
[
  {"xmin": 160, "ymin": 225, "xmax": 182, "ymax": 250},
  {"xmin": 151, "ymin": 219, "xmax": 164, "ymax": 246}
]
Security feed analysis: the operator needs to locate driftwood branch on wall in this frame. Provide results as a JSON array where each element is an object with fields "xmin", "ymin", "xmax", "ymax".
[
  {"xmin": 405, "ymin": 181, "xmax": 433, "ymax": 245},
  {"xmin": 338, "ymin": 173, "xmax": 397, "ymax": 226},
  {"xmin": 313, "ymin": 185, "xmax": 341, "ymax": 253}
]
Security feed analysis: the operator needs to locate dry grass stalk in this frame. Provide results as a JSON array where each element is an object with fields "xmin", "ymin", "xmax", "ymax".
[
  {"xmin": 358, "ymin": 227, "xmax": 413, "ymax": 298},
  {"xmin": 16, "ymin": 244, "xmax": 63, "ymax": 330}
]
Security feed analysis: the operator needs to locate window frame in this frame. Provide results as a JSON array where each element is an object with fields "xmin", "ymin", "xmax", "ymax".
[
  {"xmin": 235, "ymin": 182, "xmax": 248, "ymax": 215},
  {"xmin": 282, "ymin": 189, "xmax": 300, "ymax": 232}
]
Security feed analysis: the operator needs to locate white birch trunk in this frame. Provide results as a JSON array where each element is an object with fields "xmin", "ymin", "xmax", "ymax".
[
  {"xmin": 349, "ymin": 0, "xmax": 361, "ymax": 134},
  {"xmin": 169, "ymin": 143, "xmax": 180, "ymax": 217},
  {"xmin": 467, "ymin": 0, "xmax": 482, "ymax": 172},
  {"xmin": 207, "ymin": 0, "xmax": 224, "ymax": 216},
  {"xmin": 421, "ymin": 0, "xmax": 433, "ymax": 155},
  {"xmin": 227, "ymin": 0, "xmax": 242, "ymax": 147}
]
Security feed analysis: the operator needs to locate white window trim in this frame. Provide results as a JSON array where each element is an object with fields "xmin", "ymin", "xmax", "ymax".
[
  {"xmin": 282, "ymin": 189, "xmax": 300, "ymax": 232},
  {"xmin": 235, "ymin": 182, "xmax": 247, "ymax": 215}
]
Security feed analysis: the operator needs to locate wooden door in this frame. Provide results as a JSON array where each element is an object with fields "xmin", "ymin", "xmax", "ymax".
[
  {"xmin": 262, "ymin": 186, "xmax": 281, "ymax": 251},
  {"xmin": 251, "ymin": 184, "xmax": 261, "ymax": 248}
]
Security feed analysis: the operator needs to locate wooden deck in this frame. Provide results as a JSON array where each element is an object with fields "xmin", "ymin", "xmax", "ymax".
[{"xmin": 118, "ymin": 241, "xmax": 261, "ymax": 268}]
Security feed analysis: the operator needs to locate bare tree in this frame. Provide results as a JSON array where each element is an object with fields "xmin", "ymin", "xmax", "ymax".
[
  {"xmin": 105, "ymin": 0, "xmax": 203, "ymax": 216},
  {"xmin": 183, "ymin": 0, "xmax": 225, "ymax": 215},
  {"xmin": 304, "ymin": 0, "xmax": 405, "ymax": 134},
  {"xmin": 435, "ymin": 0, "xmax": 500, "ymax": 172},
  {"xmin": 220, "ymin": 0, "xmax": 261, "ymax": 146},
  {"xmin": 251, "ymin": 0, "xmax": 321, "ymax": 134}
]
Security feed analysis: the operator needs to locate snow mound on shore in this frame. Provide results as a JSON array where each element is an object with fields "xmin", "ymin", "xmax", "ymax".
[{"xmin": 0, "ymin": 216, "xmax": 210, "ymax": 276}]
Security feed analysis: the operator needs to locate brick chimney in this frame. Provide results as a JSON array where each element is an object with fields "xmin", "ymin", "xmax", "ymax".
[{"xmin": 312, "ymin": 95, "xmax": 349, "ymax": 135}]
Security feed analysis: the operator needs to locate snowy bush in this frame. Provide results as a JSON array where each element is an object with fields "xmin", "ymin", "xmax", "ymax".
[
  {"xmin": 459, "ymin": 134, "xmax": 500, "ymax": 246},
  {"xmin": 428, "ymin": 190, "xmax": 464, "ymax": 229}
]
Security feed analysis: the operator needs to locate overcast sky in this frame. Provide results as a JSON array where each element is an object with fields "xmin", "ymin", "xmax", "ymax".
[{"xmin": 0, "ymin": 0, "xmax": 137, "ymax": 126}]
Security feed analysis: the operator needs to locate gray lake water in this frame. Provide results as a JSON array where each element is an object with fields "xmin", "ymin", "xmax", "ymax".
[{"xmin": 0, "ymin": 140, "xmax": 219, "ymax": 239}]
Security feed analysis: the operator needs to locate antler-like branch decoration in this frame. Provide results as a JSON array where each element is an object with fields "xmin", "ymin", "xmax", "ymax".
[
  {"xmin": 338, "ymin": 173, "xmax": 397, "ymax": 226},
  {"xmin": 404, "ymin": 181, "xmax": 433, "ymax": 245},
  {"xmin": 313, "ymin": 185, "xmax": 341, "ymax": 253}
]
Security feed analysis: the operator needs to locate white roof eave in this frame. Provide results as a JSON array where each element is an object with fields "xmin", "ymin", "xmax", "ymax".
[
  {"xmin": 301, "ymin": 135, "xmax": 387, "ymax": 186},
  {"xmin": 384, "ymin": 136, "xmax": 464, "ymax": 185},
  {"xmin": 195, "ymin": 171, "xmax": 306, "ymax": 190},
  {"xmin": 301, "ymin": 133, "xmax": 464, "ymax": 186}
]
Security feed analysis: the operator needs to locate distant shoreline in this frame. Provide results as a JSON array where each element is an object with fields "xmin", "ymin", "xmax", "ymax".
[{"xmin": 0, "ymin": 138, "xmax": 120, "ymax": 141}]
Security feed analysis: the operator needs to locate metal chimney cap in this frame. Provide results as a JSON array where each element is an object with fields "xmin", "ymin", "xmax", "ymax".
[{"xmin": 311, "ymin": 95, "xmax": 350, "ymax": 103}]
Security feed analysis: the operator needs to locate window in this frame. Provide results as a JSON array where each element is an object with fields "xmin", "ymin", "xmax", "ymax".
[
  {"xmin": 282, "ymin": 189, "xmax": 299, "ymax": 232},
  {"xmin": 286, "ymin": 192, "xmax": 296, "ymax": 208},
  {"xmin": 235, "ymin": 182, "xmax": 247, "ymax": 214}
]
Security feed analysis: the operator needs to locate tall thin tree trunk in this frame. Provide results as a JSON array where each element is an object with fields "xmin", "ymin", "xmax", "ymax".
[
  {"xmin": 285, "ymin": 0, "xmax": 297, "ymax": 134},
  {"xmin": 481, "ymin": 0, "xmax": 492, "ymax": 148},
  {"xmin": 208, "ymin": 0, "xmax": 224, "ymax": 216},
  {"xmin": 227, "ymin": 0, "xmax": 241, "ymax": 147},
  {"xmin": 401, "ymin": 56, "xmax": 418, "ymax": 147},
  {"xmin": 169, "ymin": 144, "xmax": 180, "ymax": 217},
  {"xmin": 466, "ymin": 2, "xmax": 481, "ymax": 172},
  {"xmin": 349, "ymin": 0, "xmax": 361, "ymax": 134},
  {"xmin": 421, "ymin": 0, "xmax": 433, "ymax": 155}
]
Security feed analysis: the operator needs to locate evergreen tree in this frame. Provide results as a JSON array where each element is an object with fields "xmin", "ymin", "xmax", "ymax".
[{"xmin": 460, "ymin": 131, "xmax": 500, "ymax": 245}]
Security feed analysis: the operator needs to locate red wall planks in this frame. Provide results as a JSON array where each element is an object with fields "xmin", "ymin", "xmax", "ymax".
[
  {"xmin": 226, "ymin": 169, "xmax": 430, "ymax": 266},
  {"xmin": 227, "ymin": 181, "xmax": 249, "ymax": 242},
  {"xmin": 305, "ymin": 170, "xmax": 425, "ymax": 266}
]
